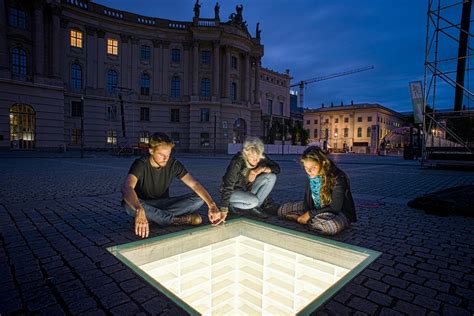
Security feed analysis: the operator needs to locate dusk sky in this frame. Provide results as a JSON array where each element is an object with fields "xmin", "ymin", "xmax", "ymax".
[{"xmin": 95, "ymin": 0, "xmax": 472, "ymax": 113}]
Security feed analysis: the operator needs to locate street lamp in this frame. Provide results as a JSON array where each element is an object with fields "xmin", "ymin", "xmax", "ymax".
[{"xmin": 334, "ymin": 132, "xmax": 338, "ymax": 150}]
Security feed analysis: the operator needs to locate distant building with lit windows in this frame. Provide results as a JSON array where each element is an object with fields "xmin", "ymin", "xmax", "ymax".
[
  {"xmin": 304, "ymin": 103, "xmax": 405, "ymax": 153},
  {"xmin": 0, "ymin": 0, "xmax": 290, "ymax": 152}
]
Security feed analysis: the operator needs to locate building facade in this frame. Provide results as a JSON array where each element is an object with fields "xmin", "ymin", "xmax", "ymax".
[
  {"xmin": 304, "ymin": 103, "xmax": 405, "ymax": 153},
  {"xmin": 0, "ymin": 0, "xmax": 290, "ymax": 152}
]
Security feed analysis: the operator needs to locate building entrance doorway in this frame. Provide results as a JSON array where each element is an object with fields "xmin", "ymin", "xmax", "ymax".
[
  {"xmin": 10, "ymin": 104, "xmax": 36, "ymax": 149},
  {"xmin": 233, "ymin": 118, "xmax": 247, "ymax": 143}
]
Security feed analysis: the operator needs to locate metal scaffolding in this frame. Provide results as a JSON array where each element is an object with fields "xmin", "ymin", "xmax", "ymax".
[{"xmin": 422, "ymin": 0, "xmax": 474, "ymax": 166}]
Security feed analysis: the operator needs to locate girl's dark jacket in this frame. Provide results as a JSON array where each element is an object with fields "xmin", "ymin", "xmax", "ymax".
[
  {"xmin": 304, "ymin": 169, "xmax": 357, "ymax": 223},
  {"xmin": 220, "ymin": 152, "xmax": 280, "ymax": 208}
]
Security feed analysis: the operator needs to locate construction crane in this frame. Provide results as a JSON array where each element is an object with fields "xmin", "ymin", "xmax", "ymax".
[{"xmin": 291, "ymin": 65, "xmax": 375, "ymax": 108}]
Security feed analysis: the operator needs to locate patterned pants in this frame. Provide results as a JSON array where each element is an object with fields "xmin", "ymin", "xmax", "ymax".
[{"xmin": 278, "ymin": 201, "xmax": 350, "ymax": 235}]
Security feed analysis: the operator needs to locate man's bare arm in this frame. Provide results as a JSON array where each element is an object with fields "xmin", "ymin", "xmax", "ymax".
[
  {"xmin": 181, "ymin": 173, "xmax": 217, "ymax": 209},
  {"xmin": 122, "ymin": 174, "xmax": 149, "ymax": 238},
  {"xmin": 122, "ymin": 174, "xmax": 142, "ymax": 211}
]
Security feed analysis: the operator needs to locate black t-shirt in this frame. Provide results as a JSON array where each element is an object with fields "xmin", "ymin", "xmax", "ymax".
[{"xmin": 128, "ymin": 156, "xmax": 188, "ymax": 200}]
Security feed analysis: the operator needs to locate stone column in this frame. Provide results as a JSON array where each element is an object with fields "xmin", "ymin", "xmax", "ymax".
[
  {"xmin": 120, "ymin": 34, "xmax": 129, "ymax": 89},
  {"xmin": 212, "ymin": 41, "xmax": 220, "ymax": 98},
  {"xmin": 183, "ymin": 43, "xmax": 191, "ymax": 97},
  {"xmin": 243, "ymin": 53, "xmax": 250, "ymax": 102},
  {"xmin": 97, "ymin": 29, "xmax": 106, "ymax": 90},
  {"xmin": 254, "ymin": 58, "xmax": 261, "ymax": 104},
  {"xmin": 224, "ymin": 46, "xmax": 230, "ymax": 98},
  {"xmin": 33, "ymin": 3, "xmax": 45, "ymax": 76},
  {"xmin": 152, "ymin": 39, "xmax": 161, "ymax": 98},
  {"xmin": 162, "ymin": 41, "xmax": 170, "ymax": 97},
  {"xmin": 192, "ymin": 42, "xmax": 199, "ymax": 96},
  {"xmin": 0, "ymin": 0, "xmax": 9, "ymax": 76},
  {"xmin": 131, "ymin": 37, "xmax": 139, "ymax": 93},
  {"xmin": 50, "ymin": 4, "xmax": 61, "ymax": 77},
  {"xmin": 85, "ymin": 26, "xmax": 97, "ymax": 89}
]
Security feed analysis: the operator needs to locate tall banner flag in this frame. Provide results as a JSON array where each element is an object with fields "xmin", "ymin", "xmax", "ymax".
[{"xmin": 409, "ymin": 81, "xmax": 424, "ymax": 124}]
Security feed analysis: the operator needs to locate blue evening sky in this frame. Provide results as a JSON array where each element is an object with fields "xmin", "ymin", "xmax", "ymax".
[{"xmin": 94, "ymin": 0, "xmax": 472, "ymax": 112}]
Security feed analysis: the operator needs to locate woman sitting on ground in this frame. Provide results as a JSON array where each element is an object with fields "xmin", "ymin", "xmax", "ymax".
[
  {"xmin": 218, "ymin": 137, "xmax": 280, "ymax": 219},
  {"xmin": 278, "ymin": 146, "xmax": 357, "ymax": 235}
]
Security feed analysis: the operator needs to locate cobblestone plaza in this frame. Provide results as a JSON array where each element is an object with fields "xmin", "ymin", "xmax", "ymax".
[{"xmin": 0, "ymin": 153, "xmax": 473, "ymax": 315}]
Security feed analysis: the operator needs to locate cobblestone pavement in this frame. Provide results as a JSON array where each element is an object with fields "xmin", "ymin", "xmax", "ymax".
[{"xmin": 1, "ymin": 153, "xmax": 473, "ymax": 315}]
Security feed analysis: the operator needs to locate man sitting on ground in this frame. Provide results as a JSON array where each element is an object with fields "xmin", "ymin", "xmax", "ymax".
[{"xmin": 122, "ymin": 132, "xmax": 223, "ymax": 238}]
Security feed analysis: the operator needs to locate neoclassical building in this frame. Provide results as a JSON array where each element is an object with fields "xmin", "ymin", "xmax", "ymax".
[
  {"xmin": 304, "ymin": 103, "xmax": 405, "ymax": 153},
  {"xmin": 0, "ymin": 0, "xmax": 290, "ymax": 151}
]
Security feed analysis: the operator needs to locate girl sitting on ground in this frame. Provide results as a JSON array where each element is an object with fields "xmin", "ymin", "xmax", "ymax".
[{"xmin": 278, "ymin": 146, "xmax": 357, "ymax": 235}]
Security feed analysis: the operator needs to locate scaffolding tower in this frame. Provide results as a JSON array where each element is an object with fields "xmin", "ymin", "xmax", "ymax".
[{"xmin": 423, "ymin": 0, "xmax": 474, "ymax": 167}]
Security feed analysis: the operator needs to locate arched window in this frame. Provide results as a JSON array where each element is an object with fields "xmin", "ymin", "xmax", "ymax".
[
  {"xmin": 367, "ymin": 127, "xmax": 372, "ymax": 137},
  {"xmin": 233, "ymin": 118, "xmax": 247, "ymax": 143},
  {"xmin": 71, "ymin": 63, "xmax": 82, "ymax": 90},
  {"xmin": 357, "ymin": 127, "xmax": 362, "ymax": 138},
  {"xmin": 107, "ymin": 70, "xmax": 118, "ymax": 92},
  {"xmin": 10, "ymin": 104, "xmax": 35, "ymax": 149},
  {"xmin": 140, "ymin": 73, "xmax": 150, "ymax": 95},
  {"xmin": 200, "ymin": 78, "xmax": 210, "ymax": 97},
  {"xmin": 171, "ymin": 76, "xmax": 180, "ymax": 97},
  {"xmin": 11, "ymin": 47, "xmax": 27, "ymax": 79},
  {"xmin": 230, "ymin": 82, "xmax": 237, "ymax": 101}
]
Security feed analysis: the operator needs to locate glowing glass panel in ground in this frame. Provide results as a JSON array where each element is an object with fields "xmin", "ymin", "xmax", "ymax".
[{"xmin": 108, "ymin": 219, "xmax": 380, "ymax": 315}]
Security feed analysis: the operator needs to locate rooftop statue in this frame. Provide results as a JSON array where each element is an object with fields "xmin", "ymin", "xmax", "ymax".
[{"xmin": 193, "ymin": 0, "xmax": 200, "ymax": 19}]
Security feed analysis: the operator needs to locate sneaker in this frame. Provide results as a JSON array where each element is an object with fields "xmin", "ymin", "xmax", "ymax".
[
  {"xmin": 228, "ymin": 206, "xmax": 242, "ymax": 215},
  {"xmin": 261, "ymin": 197, "xmax": 280, "ymax": 215},
  {"xmin": 171, "ymin": 213, "xmax": 202, "ymax": 226},
  {"xmin": 247, "ymin": 207, "xmax": 269, "ymax": 219}
]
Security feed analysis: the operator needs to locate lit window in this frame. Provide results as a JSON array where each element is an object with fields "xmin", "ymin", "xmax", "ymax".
[
  {"xmin": 71, "ymin": 63, "xmax": 82, "ymax": 90},
  {"xmin": 200, "ymin": 132, "xmax": 210, "ymax": 147},
  {"xmin": 9, "ymin": 7, "xmax": 26, "ymax": 29},
  {"xmin": 70, "ymin": 30, "xmax": 83, "ymax": 48},
  {"xmin": 107, "ymin": 39, "xmax": 119, "ymax": 55},
  {"xmin": 140, "ymin": 73, "xmax": 150, "ymax": 95},
  {"xmin": 139, "ymin": 131, "xmax": 150, "ymax": 144},
  {"xmin": 106, "ymin": 130, "xmax": 117, "ymax": 145}
]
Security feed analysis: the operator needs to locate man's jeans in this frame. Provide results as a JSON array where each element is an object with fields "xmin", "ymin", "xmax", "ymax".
[
  {"xmin": 229, "ymin": 173, "xmax": 276, "ymax": 210},
  {"xmin": 123, "ymin": 193, "xmax": 204, "ymax": 225}
]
